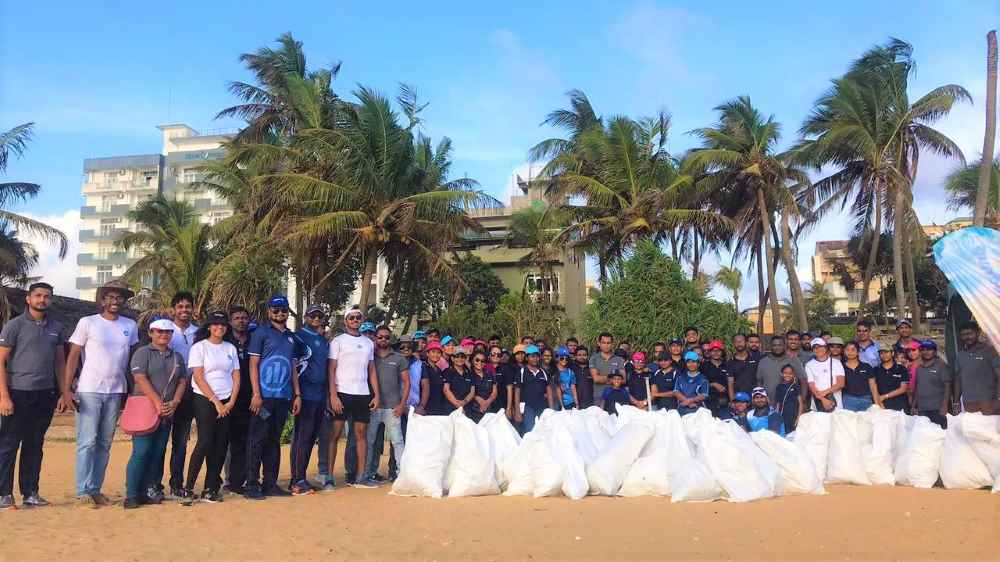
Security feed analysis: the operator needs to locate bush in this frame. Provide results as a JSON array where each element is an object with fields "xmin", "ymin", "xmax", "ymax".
[
  {"xmin": 431, "ymin": 292, "xmax": 573, "ymax": 348},
  {"xmin": 281, "ymin": 414, "xmax": 295, "ymax": 444},
  {"xmin": 581, "ymin": 241, "xmax": 748, "ymax": 349}
]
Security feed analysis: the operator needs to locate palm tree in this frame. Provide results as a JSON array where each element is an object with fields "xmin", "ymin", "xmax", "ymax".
[
  {"xmin": 976, "ymin": 31, "xmax": 997, "ymax": 226},
  {"xmin": 0, "ymin": 123, "xmax": 69, "ymax": 261},
  {"xmin": 115, "ymin": 197, "xmax": 215, "ymax": 312},
  {"xmin": 946, "ymin": 157, "xmax": 999, "ymax": 223},
  {"xmin": 529, "ymin": 89, "xmax": 602, "ymax": 168},
  {"xmin": 688, "ymin": 96, "xmax": 808, "ymax": 333},
  {"xmin": 509, "ymin": 205, "xmax": 569, "ymax": 305},
  {"xmin": 713, "ymin": 265, "xmax": 742, "ymax": 312}
]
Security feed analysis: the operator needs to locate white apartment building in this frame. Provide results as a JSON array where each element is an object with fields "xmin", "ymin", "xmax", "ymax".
[{"xmin": 77, "ymin": 124, "xmax": 234, "ymax": 299}]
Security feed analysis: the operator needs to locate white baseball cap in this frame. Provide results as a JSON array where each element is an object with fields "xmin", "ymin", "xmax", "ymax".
[
  {"xmin": 149, "ymin": 319, "xmax": 175, "ymax": 331},
  {"xmin": 810, "ymin": 337, "xmax": 827, "ymax": 347}
]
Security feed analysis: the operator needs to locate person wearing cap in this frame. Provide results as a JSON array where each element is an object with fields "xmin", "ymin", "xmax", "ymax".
[
  {"xmin": 827, "ymin": 336, "xmax": 845, "ymax": 361},
  {"xmin": 504, "ymin": 344, "xmax": 528, "ymax": 419},
  {"xmin": 420, "ymin": 342, "xmax": 447, "ymax": 416},
  {"xmin": 854, "ymin": 320, "xmax": 880, "ymax": 367},
  {"xmin": 63, "ymin": 279, "xmax": 139, "ymax": 507},
  {"xmin": 590, "ymin": 332, "xmax": 625, "ymax": 409},
  {"xmin": 702, "ymin": 340, "xmax": 729, "ymax": 417},
  {"xmin": 910, "ymin": 340, "xmax": 951, "ymax": 428},
  {"xmin": 289, "ymin": 305, "xmax": 330, "ymax": 494},
  {"xmin": 601, "ymin": 370, "xmax": 630, "ymax": 415},
  {"xmin": 163, "ymin": 291, "xmax": 199, "ymax": 501},
  {"xmin": 326, "ymin": 308, "xmax": 380, "ymax": 489},
  {"xmin": 718, "ymin": 391, "xmax": 750, "ymax": 429},
  {"xmin": 649, "ymin": 352, "xmax": 677, "ymax": 411},
  {"xmin": 725, "ymin": 335, "xmax": 759, "ymax": 402},
  {"xmin": 0, "ymin": 282, "xmax": 66, "ymax": 509},
  {"xmin": 439, "ymin": 335, "xmax": 456, "ymax": 368},
  {"xmin": 245, "ymin": 295, "xmax": 303, "ymax": 499},
  {"xmin": 360, "ymin": 321, "xmax": 376, "ymax": 342},
  {"xmin": 840, "ymin": 341, "xmax": 878, "ymax": 412},
  {"xmin": 872, "ymin": 342, "xmax": 909, "ymax": 412},
  {"xmin": 553, "ymin": 347, "xmax": 578, "ymax": 410},
  {"xmin": 360, "ymin": 325, "xmax": 409, "ymax": 485},
  {"xmin": 183, "ymin": 311, "xmax": 241, "ymax": 505},
  {"xmin": 774, "ymin": 363, "xmax": 803, "ymax": 433},
  {"xmin": 668, "ymin": 339, "xmax": 684, "ymax": 365},
  {"xmin": 673, "ymin": 351, "xmax": 709, "ymax": 416},
  {"xmin": 626, "ymin": 352, "xmax": 652, "ymax": 410},
  {"xmin": 955, "ymin": 321, "xmax": 1000, "ymax": 415},
  {"xmin": 122, "ymin": 318, "xmax": 188, "ymax": 509},
  {"xmin": 746, "ymin": 387, "xmax": 784, "ymax": 435},
  {"xmin": 411, "ymin": 330, "xmax": 427, "ymax": 356},
  {"xmin": 224, "ymin": 306, "xmax": 254, "ymax": 495},
  {"xmin": 901, "ymin": 340, "xmax": 920, "ymax": 400},
  {"xmin": 514, "ymin": 345, "xmax": 552, "ymax": 432},
  {"xmin": 805, "ymin": 337, "xmax": 844, "ymax": 412},
  {"xmin": 893, "ymin": 319, "xmax": 916, "ymax": 354},
  {"xmin": 459, "ymin": 337, "xmax": 475, "ymax": 356}
]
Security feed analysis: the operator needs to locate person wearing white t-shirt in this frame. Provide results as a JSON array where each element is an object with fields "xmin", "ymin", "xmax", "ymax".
[
  {"xmin": 61, "ymin": 280, "xmax": 139, "ymax": 507},
  {"xmin": 182, "ymin": 311, "xmax": 240, "ymax": 505},
  {"xmin": 327, "ymin": 310, "xmax": 380, "ymax": 488},
  {"xmin": 805, "ymin": 338, "xmax": 845, "ymax": 412}
]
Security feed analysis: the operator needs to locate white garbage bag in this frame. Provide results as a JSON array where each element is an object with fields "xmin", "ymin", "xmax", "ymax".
[
  {"xmin": 792, "ymin": 412, "xmax": 832, "ymax": 482},
  {"xmin": 670, "ymin": 422, "xmax": 722, "ymax": 502},
  {"xmin": 479, "ymin": 412, "xmax": 521, "ymax": 490},
  {"xmin": 940, "ymin": 414, "xmax": 993, "ymax": 489},
  {"xmin": 390, "ymin": 410, "xmax": 454, "ymax": 498},
  {"xmin": 586, "ymin": 420, "xmax": 655, "ymax": 496},
  {"xmin": 619, "ymin": 410, "xmax": 684, "ymax": 497},
  {"xmin": 559, "ymin": 410, "xmax": 602, "ymax": 465},
  {"xmin": 751, "ymin": 430, "xmax": 825, "ymax": 495},
  {"xmin": 826, "ymin": 410, "xmax": 872, "ymax": 485},
  {"xmin": 860, "ymin": 407, "xmax": 899, "ymax": 486},
  {"xmin": 959, "ymin": 412, "xmax": 1000, "ymax": 476},
  {"xmin": 894, "ymin": 416, "xmax": 946, "ymax": 488},
  {"xmin": 502, "ymin": 433, "xmax": 542, "ymax": 496},
  {"xmin": 893, "ymin": 414, "xmax": 916, "ymax": 465},
  {"xmin": 538, "ymin": 414, "xmax": 589, "ymax": 499},
  {"xmin": 701, "ymin": 420, "xmax": 778, "ymax": 502},
  {"xmin": 445, "ymin": 411, "xmax": 499, "ymax": 497}
]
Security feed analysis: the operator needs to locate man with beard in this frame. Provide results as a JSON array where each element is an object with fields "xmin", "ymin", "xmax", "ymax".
[
  {"xmin": 756, "ymin": 335, "xmax": 806, "ymax": 408},
  {"xmin": 571, "ymin": 346, "xmax": 594, "ymax": 408},
  {"xmin": 165, "ymin": 291, "xmax": 198, "ymax": 501},
  {"xmin": 746, "ymin": 333, "xmax": 763, "ymax": 360},
  {"xmin": 725, "ymin": 334, "xmax": 759, "ymax": 400},
  {"xmin": 223, "ymin": 306, "xmax": 253, "ymax": 494},
  {"xmin": 589, "ymin": 332, "xmax": 624, "ymax": 408},
  {"xmin": 0, "ymin": 282, "xmax": 66, "ymax": 509},
  {"xmin": 955, "ymin": 322, "xmax": 1000, "ymax": 415}
]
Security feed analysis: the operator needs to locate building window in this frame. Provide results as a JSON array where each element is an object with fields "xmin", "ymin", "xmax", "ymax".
[
  {"xmin": 96, "ymin": 266, "xmax": 113, "ymax": 284},
  {"xmin": 525, "ymin": 274, "xmax": 560, "ymax": 303}
]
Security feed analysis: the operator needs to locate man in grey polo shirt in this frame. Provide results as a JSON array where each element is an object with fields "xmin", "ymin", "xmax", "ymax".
[
  {"xmin": 361, "ymin": 325, "xmax": 409, "ymax": 484},
  {"xmin": 590, "ymin": 332, "xmax": 625, "ymax": 408},
  {"xmin": 911, "ymin": 340, "xmax": 951, "ymax": 429},
  {"xmin": 955, "ymin": 322, "xmax": 1000, "ymax": 415},
  {"xmin": 0, "ymin": 282, "xmax": 66, "ymax": 508},
  {"xmin": 757, "ymin": 335, "xmax": 806, "ymax": 408}
]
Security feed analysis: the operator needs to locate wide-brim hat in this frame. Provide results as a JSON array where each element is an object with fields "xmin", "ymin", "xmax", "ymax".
[{"xmin": 96, "ymin": 279, "xmax": 134, "ymax": 302}]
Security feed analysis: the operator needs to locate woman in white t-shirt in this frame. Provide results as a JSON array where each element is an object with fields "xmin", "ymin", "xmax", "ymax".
[
  {"xmin": 183, "ymin": 311, "xmax": 240, "ymax": 504},
  {"xmin": 805, "ymin": 338, "xmax": 845, "ymax": 412}
]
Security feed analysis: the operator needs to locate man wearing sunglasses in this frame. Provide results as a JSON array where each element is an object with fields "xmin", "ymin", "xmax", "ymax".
[
  {"xmin": 245, "ymin": 295, "xmax": 302, "ymax": 500},
  {"xmin": 360, "ymin": 326, "xmax": 408, "ymax": 485},
  {"xmin": 327, "ymin": 309, "xmax": 381, "ymax": 488}
]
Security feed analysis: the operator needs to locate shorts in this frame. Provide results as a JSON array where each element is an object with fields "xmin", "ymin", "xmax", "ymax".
[{"xmin": 333, "ymin": 393, "xmax": 372, "ymax": 424}]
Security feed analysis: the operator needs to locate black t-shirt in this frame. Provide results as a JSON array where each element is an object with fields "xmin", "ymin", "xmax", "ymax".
[
  {"xmin": 650, "ymin": 367, "xmax": 677, "ymax": 410},
  {"xmin": 725, "ymin": 354, "xmax": 759, "ymax": 395},
  {"xmin": 627, "ymin": 369, "xmax": 652, "ymax": 401},
  {"xmin": 233, "ymin": 334, "xmax": 253, "ymax": 408},
  {"xmin": 518, "ymin": 366, "xmax": 550, "ymax": 411},
  {"xmin": 843, "ymin": 361, "xmax": 875, "ymax": 397},
  {"xmin": 443, "ymin": 367, "xmax": 474, "ymax": 411},
  {"xmin": 874, "ymin": 363, "xmax": 909, "ymax": 411},
  {"xmin": 424, "ymin": 364, "xmax": 448, "ymax": 415},
  {"xmin": 473, "ymin": 371, "xmax": 496, "ymax": 400},
  {"xmin": 572, "ymin": 362, "xmax": 594, "ymax": 408},
  {"xmin": 702, "ymin": 361, "xmax": 729, "ymax": 405},
  {"xmin": 491, "ymin": 364, "xmax": 510, "ymax": 410}
]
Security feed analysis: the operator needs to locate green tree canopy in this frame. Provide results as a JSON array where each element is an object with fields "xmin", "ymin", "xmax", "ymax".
[{"xmin": 581, "ymin": 241, "xmax": 748, "ymax": 349}]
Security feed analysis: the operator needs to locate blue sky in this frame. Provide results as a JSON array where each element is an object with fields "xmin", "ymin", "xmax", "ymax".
[{"xmin": 2, "ymin": 0, "xmax": 998, "ymax": 301}]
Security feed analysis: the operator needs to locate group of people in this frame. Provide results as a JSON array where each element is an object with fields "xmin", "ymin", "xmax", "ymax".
[{"xmin": 0, "ymin": 278, "xmax": 997, "ymax": 511}]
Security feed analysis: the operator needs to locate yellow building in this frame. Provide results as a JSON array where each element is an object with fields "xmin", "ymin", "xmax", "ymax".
[
  {"xmin": 922, "ymin": 217, "xmax": 972, "ymax": 239},
  {"xmin": 811, "ymin": 240, "xmax": 882, "ymax": 316}
]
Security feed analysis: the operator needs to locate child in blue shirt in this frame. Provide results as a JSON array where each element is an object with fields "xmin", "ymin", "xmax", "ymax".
[
  {"xmin": 775, "ymin": 364, "xmax": 802, "ymax": 433},
  {"xmin": 602, "ymin": 370, "xmax": 631, "ymax": 415},
  {"xmin": 673, "ymin": 351, "xmax": 709, "ymax": 416},
  {"xmin": 554, "ymin": 347, "xmax": 578, "ymax": 410}
]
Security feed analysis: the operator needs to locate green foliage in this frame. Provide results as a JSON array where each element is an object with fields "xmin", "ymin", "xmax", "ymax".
[
  {"xmin": 280, "ymin": 413, "xmax": 295, "ymax": 445},
  {"xmin": 431, "ymin": 292, "xmax": 572, "ymax": 348},
  {"xmin": 828, "ymin": 324, "xmax": 857, "ymax": 341},
  {"xmin": 805, "ymin": 284, "xmax": 836, "ymax": 331},
  {"xmin": 581, "ymin": 241, "xmax": 747, "ymax": 350},
  {"xmin": 383, "ymin": 252, "xmax": 508, "ymax": 323}
]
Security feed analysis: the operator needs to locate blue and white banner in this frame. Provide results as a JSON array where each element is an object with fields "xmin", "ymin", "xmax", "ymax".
[{"xmin": 933, "ymin": 227, "xmax": 1000, "ymax": 353}]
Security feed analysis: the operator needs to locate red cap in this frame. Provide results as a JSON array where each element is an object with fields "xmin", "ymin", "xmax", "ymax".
[
  {"xmin": 426, "ymin": 341, "xmax": 443, "ymax": 351},
  {"xmin": 631, "ymin": 351, "xmax": 646, "ymax": 362},
  {"xmin": 708, "ymin": 340, "xmax": 725, "ymax": 351},
  {"xmin": 460, "ymin": 337, "xmax": 475, "ymax": 347}
]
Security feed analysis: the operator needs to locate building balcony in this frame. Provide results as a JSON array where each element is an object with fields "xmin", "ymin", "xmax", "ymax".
[
  {"xmin": 79, "ymin": 228, "xmax": 130, "ymax": 243},
  {"xmin": 77, "ymin": 252, "xmax": 134, "ymax": 266},
  {"xmin": 80, "ymin": 204, "xmax": 131, "ymax": 218}
]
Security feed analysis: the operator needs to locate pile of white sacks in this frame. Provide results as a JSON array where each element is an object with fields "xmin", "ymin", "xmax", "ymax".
[{"xmin": 389, "ymin": 405, "xmax": 1000, "ymax": 501}]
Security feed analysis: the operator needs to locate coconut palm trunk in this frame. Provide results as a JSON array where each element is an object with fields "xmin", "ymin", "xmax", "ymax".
[
  {"xmin": 902, "ymin": 225, "xmax": 921, "ymax": 330},
  {"xmin": 977, "ymin": 31, "xmax": 998, "ymax": 226},
  {"xmin": 780, "ymin": 210, "xmax": 808, "ymax": 331},
  {"xmin": 892, "ymin": 185, "xmax": 907, "ymax": 321},
  {"xmin": 757, "ymin": 188, "xmax": 782, "ymax": 332},
  {"xmin": 860, "ymin": 180, "xmax": 882, "ymax": 314},
  {"xmin": 359, "ymin": 251, "xmax": 378, "ymax": 310},
  {"xmin": 756, "ymin": 243, "xmax": 766, "ymax": 334}
]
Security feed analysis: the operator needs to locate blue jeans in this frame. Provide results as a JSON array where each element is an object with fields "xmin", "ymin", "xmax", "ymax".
[
  {"xmin": 522, "ymin": 404, "xmax": 543, "ymax": 433},
  {"xmin": 75, "ymin": 392, "xmax": 123, "ymax": 497},
  {"xmin": 842, "ymin": 393, "xmax": 873, "ymax": 412},
  {"xmin": 125, "ymin": 422, "xmax": 171, "ymax": 498},
  {"xmin": 363, "ymin": 409, "xmax": 404, "ymax": 480}
]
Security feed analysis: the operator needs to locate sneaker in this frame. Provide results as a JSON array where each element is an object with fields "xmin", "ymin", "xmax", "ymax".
[
  {"xmin": 180, "ymin": 490, "xmax": 195, "ymax": 507},
  {"xmin": 371, "ymin": 474, "xmax": 387, "ymax": 483},
  {"xmin": 22, "ymin": 494, "xmax": 49, "ymax": 507},
  {"xmin": 244, "ymin": 488, "xmax": 265, "ymax": 501},
  {"xmin": 0, "ymin": 495, "xmax": 15, "ymax": 509},
  {"xmin": 310, "ymin": 476, "xmax": 330, "ymax": 489},
  {"xmin": 137, "ymin": 495, "xmax": 158, "ymax": 506},
  {"xmin": 200, "ymin": 490, "xmax": 224, "ymax": 504},
  {"xmin": 76, "ymin": 495, "xmax": 98, "ymax": 509},
  {"xmin": 146, "ymin": 486, "xmax": 165, "ymax": 503},
  {"xmin": 349, "ymin": 478, "xmax": 378, "ymax": 489},
  {"xmin": 321, "ymin": 481, "xmax": 337, "ymax": 493},
  {"xmin": 291, "ymin": 481, "xmax": 314, "ymax": 496},
  {"xmin": 344, "ymin": 475, "xmax": 357, "ymax": 486},
  {"xmin": 223, "ymin": 484, "xmax": 245, "ymax": 496},
  {"xmin": 167, "ymin": 487, "xmax": 185, "ymax": 500},
  {"xmin": 91, "ymin": 493, "xmax": 112, "ymax": 506},
  {"xmin": 264, "ymin": 485, "xmax": 292, "ymax": 497},
  {"xmin": 123, "ymin": 497, "xmax": 141, "ymax": 510}
]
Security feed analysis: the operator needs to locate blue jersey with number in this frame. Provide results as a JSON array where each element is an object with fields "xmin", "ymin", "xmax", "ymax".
[{"xmin": 249, "ymin": 324, "xmax": 297, "ymax": 399}]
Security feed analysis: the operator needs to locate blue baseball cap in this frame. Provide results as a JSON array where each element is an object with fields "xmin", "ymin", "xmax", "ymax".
[
  {"xmin": 555, "ymin": 346, "xmax": 570, "ymax": 358},
  {"xmin": 441, "ymin": 335, "xmax": 453, "ymax": 346},
  {"xmin": 360, "ymin": 321, "xmax": 376, "ymax": 333},
  {"xmin": 919, "ymin": 340, "xmax": 937, "ymax": 350},
  {"xmin": 524, "ymin": 344, "xmax": 541, "ymax": 355},
  {"xmin": 412, "ymin": 330, "xmax": 427, "ymax": 340},
  {"xmin": 683, "ymin": 351, "xmax": 700, "ymax": 363},
  {"xmin": 733, "ymin": 392, "xmax": 751, "ymax": 403},
  {"xmin": 267, "ymin": 295, "xmax": 289, "ymax": 308}
]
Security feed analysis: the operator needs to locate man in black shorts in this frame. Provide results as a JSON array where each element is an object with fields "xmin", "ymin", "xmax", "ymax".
[{"xmin": 327, "ymin": 310, "xmax": 380, "ymax": 488}]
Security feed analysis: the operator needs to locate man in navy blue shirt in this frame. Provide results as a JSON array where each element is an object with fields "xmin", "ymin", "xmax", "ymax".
[
  {"xmin": 514, "ymin": 345, "xmax": 551, "ymax": 433},
  {"xmin": 650, "ymin": 352, "xmax": 677, "ymax": 411},
  {"xmin": 245, "ymin": 295, "xmax": 302, "ymax": 500},
  {"xmin": 289, "ymin": 305, "xmax": 329, "ymax": 495}
]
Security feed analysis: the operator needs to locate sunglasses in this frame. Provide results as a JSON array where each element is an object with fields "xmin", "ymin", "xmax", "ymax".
[
  {"xmin": 558, "ymin": 356, "xmax": 569, "ymax": 361},
  {"xmin": 345, "ymin": 315, "xmax": 363, "ymax": 321},
  {"xmin": 489, "ymin": 352, "xmax": 501, "ymax": 357},
  {"xmin": 307, "ymin": 313, "xmax": 325, "ymax": 319},
  {"xmin": 399, "ymin": 345, "xmax": 412, "ymax": 350},
  {"xmin": 473, "ymin": 358, "xmax": 485, "ymax": 363},
  {"xmin": 453, "ymin": 353, "xmax": 467, "ymax": 358},
  {"xmin": 270, "ymin": 308, "xmax": 289, "ymax": 313}
]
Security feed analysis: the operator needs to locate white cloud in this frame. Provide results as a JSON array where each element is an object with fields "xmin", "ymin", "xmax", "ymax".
[{"xmin": 18, "ymin": 210, "xmax": 82, "ymax": 298}]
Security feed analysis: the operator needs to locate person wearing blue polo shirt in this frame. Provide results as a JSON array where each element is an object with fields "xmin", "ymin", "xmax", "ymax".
[
  {"xmin": 514, "ymin": 345, "xmax": 551, "ymax": 433},
  {"xmin": 746, "ymin": 387, "xmax": 784, "ymax": 435},
  {"xmin": 673, "ymin": 352, "xmax": 708, "ymax": 416},
  {"xmin": 245, "ymin": 295, "xmax": 302, "ymax": 500},
  {"xmin": 289, "ymin": 305, "xmax": 329, "ymax": 495},
  {"xmin": 650, "ymin": 352, "xmax": 677, "ymax": 411}
]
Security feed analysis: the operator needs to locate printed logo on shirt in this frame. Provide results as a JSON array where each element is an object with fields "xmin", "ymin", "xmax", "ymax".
[
  {"xmin": 259, "ymin": 355, "xmax": 292, "ymax": 394},
  {"xmin": 123, "ymin": 329, "xmax": 130, "ymax": 337}
]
